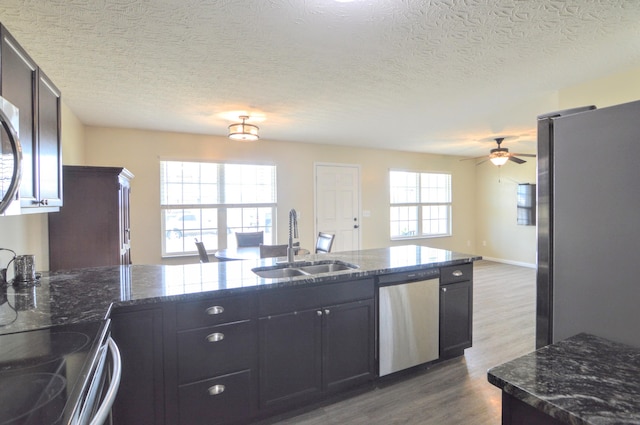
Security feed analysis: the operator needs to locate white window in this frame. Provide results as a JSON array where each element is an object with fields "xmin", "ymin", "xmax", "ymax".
[
  {"xmin": 390, "ymin": 170, "xmax": 451, "ymax": 239},
  {"xmin": 160, "ymin": 161, "xmax": 277, "ymax": 256}
]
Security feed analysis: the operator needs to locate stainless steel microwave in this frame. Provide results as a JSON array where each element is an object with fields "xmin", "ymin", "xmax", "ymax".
[{"xmin": 0, "ymin": 95, "xmax": 21, "ymax": 215}]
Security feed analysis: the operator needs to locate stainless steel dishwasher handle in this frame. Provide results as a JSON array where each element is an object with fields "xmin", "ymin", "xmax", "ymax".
[{"xmin": 89, "ymin": 337, "xmax": 122, "ymax": 425}]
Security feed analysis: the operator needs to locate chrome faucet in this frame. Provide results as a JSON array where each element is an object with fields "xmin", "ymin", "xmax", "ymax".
[{"xmin": 287, "ymin": 209, "xmax": 299, "ymax": 263}]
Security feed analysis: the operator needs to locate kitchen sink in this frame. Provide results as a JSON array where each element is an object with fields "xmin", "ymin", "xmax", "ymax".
[
  {"xmin": 252, "ymin": 260, "xmax": 358, "ymax": 279},
  {"xmin": 296, "ymin": 263, "xmax": 355, "ymax": 274},
  {"xmin": 252, "ymin": 267, "xmax": 307, "ymax": 278}
]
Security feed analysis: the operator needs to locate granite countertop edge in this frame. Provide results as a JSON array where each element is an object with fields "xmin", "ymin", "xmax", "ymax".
[
  {"xmin": 487, "ymin": 333, "xmax": 640, "ymax": 425},
  {"xmin": 0, "ymin": 245, "xmax": 481, "ymax": 335},
  {"xmin": 110, "ymin": 257, "xmax": 481, "ymax": 309}
]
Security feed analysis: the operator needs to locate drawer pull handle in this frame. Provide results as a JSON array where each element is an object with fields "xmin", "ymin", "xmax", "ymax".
[
  {"xmin": 317, "ymin": 310, "xmax": 323, "ymax": 316},
  {"xmin": 452, "ymin": 270, "xmax": 463, "ymax": 277},
  {"xmin": 324, "ymin": 309, "xmax": 330, "ymax": 315},
  {"xmin": 206, "ymin": 306, "xmax": 224, "ymax": 315},
  {"xmin": 206, "ymin": 332, "xmax": 225, "ymax": 343},
  {"xmin": 207, "ymin": 384, "xmax": 225, "ymax": 396}
]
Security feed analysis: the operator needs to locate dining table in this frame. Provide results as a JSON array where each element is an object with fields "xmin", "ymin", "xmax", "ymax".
[{"xmin": 214, "ymin": 246, "xmax": 310, "ymax": 261}]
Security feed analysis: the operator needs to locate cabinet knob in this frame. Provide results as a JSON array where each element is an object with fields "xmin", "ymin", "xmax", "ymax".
[
  {"xmin": 206, "ymin": 306, "xmax": 224, "ymax": 315},
  {"xmin": 442, "ymin": 287, "xmax": 447, "ymax": 292},
  {"xmin": 324, "ymin": 309, "xmax": 330, "ymax": 315},
  {"xmin": 317, "ymin": 310, "xmax": 323, "ymax": 316},
  {"xmin": 35, "ymin": 199, "xmax": 49, "ymax": 206},
  {"xmin": 207, "ymin": 384, "xmax": 225, "ymax": 396},
  {"xmin": 452, "ymin": 270, "xmax": 463, "ymax": 277},
  {"xmin": 206, "ymin": 332, "xmax": 225, "ymax": 343}
]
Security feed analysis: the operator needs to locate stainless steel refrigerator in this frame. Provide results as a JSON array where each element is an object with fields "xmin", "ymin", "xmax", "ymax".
[{"xmin": 536, "ymin": 99, "xmax": 640, "ymax": 349}]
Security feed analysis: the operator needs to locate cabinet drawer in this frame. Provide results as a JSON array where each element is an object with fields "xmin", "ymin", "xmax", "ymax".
[
  {"xmin": 176, "ymin": 293, "xmax": 256, "ymax": 330},
  {"xmin": 440, "ymin": 263, "xmax": 473, "ymax": 285},
  {"xmin": 258, "ymin": 278, "xmax": 374, "ymax": 317},
  {"xmin": 178, "ymin": 369, "xmax": 253, "ymax": 425},
  {"xmin": 177, "ymin": 320, "xmax": 257, "ymax": 383}
]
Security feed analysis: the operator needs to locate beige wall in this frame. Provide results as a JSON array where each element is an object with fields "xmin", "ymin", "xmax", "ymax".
[
  {"xmin": 559, "ymin": 66, "xmax": 640, "ymax": 109},
  {"xmin": 471, "ymin": 65, "xmax": 640, "ymax": 267},
  {"xmin": 475, "ymin": 160, "xmax": 537, "ymax": 266},
  {"xmin": 0, "ymin": 102, "xmax": 85, "ymax": 270},
  {"xmin": 84, "ymin": 127, "xmax": 478, "ymax": 265},
  {"xmin": 3, "ymin": 66, "xmax": 639, "ymax": 271}
]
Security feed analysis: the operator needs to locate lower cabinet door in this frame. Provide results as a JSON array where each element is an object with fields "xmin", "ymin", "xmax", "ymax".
[
  {"xmin": 259, "ymin": 309, "xmax": 323, "ymax": 410},
  {"xmin": 178, "ymin": 369, "xmax": 253, "ymax": 425},
  {"xmin": 323, "ymin": 299, "xmax": 375, "ymax": 392},
  {"xmin": 439, "ymin": 280, "xmax": 473, "ymax": 358},
  {"xmin": 110, "ymin": 307, "xmax": 165, "ymax": 425}
]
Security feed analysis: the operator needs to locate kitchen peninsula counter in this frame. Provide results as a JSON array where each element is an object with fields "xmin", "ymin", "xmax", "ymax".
[
  {"xmin": 0, "ymin": 245, "xmax": 480, "ymax": 335},
  {"xmin": 488, "ymin": 333, "xmax": 640, "ymax": 425}
]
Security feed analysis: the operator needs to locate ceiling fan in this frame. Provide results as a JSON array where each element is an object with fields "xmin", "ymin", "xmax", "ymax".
[{"xmin": 465, "ymin": 137, "xmax": 536, "ymax": 166}]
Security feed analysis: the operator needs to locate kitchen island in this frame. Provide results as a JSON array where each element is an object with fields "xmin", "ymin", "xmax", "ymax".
[
  {"xmin": 488, "ymin": 333, "xmax": 640, "ymax": 425},
  {"xmin": 0, "ymin": 245, "xmax": 480, "ymax": 425}
]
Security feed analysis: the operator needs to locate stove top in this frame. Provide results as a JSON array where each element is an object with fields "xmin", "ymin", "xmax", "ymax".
[{"xmin": 0, "ymin": 321, "xmax": 107, "ymax": 425}]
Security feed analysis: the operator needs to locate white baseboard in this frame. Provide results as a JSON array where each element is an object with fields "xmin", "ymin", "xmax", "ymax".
[{"xmin": 481, "ymin": 256, "xmax": 536, "ymax": 269}]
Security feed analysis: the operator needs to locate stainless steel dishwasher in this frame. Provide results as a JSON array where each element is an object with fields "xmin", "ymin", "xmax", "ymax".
[{"xmin": 378, "ymin": 269, "xmax": 439, "ymax": 376}]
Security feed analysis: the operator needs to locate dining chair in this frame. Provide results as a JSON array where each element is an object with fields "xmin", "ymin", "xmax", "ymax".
[
  {"xmin": 315, "ymin": 232, "xmax": 335, "ymax": 253},
  {"xmin": 194, "ymin": 238, "xmax": 210, "ymax": 263},
  {"xmin": 235, "ymin": 231, "xmax": 264, "ymax": 247},
  {"xmin": 259, "ymin": 243, "xmax": 289, "ymax": 258}
]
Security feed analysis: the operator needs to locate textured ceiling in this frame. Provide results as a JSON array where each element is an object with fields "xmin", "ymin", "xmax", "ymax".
[{"xmin": 1, "ymin": 0, "xmax": 639, "ymax": 157}]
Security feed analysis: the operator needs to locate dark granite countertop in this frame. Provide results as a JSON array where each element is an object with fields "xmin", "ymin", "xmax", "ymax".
[
  {"xmin": 0, "ymin": 245, "xmax": 480, "ymax": 335},
  {"xmin": 488, "ymin": 333, "xmax": 640, "ymax": 425}
]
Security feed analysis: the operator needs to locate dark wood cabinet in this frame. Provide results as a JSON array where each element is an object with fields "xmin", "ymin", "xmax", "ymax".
[
  {"xmin": 259, "ymin": 308, "xmax": 323, "ymax": 409},
  {"xmin": 33, "ymin": 70, "xmax": 62, "ymax": 209},
  {"xmin": 171, "ymin": 293, "xmax": 258, "ymax": 425},
  {"xmin": 322, "ymin": 298, "xmax": 375, "ymax": 392},
  {"xmin": 258, "ymin": 279, "xmax": 375, "ymax": 413},
  {"xmin": 501, "ymin": 392, "xmax": 564, "ymax": 425},
  {"xmin": 110, "ymin": 306, "xmax": 165, "ymax": 425},
  {"xmin": 439, "ymin": 264, "xmax": 473, "ymax": 359},
  {"xmin": 48, "ymin": 166, "xmax": 133, "ymax": 271},
  {"xmin": 0, "ymin": 24, "xmax": 62, "ymax": 212}
]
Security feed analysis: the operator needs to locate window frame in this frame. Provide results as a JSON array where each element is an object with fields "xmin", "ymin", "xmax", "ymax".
[
  {"xmin": 160, "ymin": 160, "xmax": 277, "ymax": 257},
  {"xmin": 389, "ymin": 170, "xmax": 452, "ymax": 240}
]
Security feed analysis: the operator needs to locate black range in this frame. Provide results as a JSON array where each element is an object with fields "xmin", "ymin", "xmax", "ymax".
[{"xmin": 0, "ymin": 320, "xmax": 110, "ymax": 425}]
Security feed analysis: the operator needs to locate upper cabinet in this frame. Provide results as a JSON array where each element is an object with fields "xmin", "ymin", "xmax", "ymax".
[
  {"xmin": 0, "ymin": 23, "xmax": 62, "ymax": 213},
  {"xmin": 35, "ymin": 71, "xmax": 62, "ymax": 210}
]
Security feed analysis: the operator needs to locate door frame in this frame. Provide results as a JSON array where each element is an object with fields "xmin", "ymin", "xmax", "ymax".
[{"xmin": 313, "ymin": 162, "xmax": 362, "ymax": 252}]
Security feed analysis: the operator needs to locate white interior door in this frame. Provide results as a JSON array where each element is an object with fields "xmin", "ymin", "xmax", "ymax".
[{"xmin": 314, "ymin": 164, "xmax": 360, "ymax": 252}]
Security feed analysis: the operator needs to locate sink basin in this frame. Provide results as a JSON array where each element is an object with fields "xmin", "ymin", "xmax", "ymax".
[
  {"xmin": 252, "ymin": 260, "xmax": 358, "ymax": 279},
  {"xmin": 252, "ymin": 267, "xmax": 307, "ymax": 278},
  {"xmin": 296, "ymin": 263, "xmax": 356, "ymax": 274}
]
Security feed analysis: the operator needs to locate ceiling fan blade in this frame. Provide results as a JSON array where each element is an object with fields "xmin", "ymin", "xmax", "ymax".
[
  {"xmin": 460, "ymin": 156, "xmax": 486, "ymax": 161},
  {"xmin": 512, "ymin": 153, "xmax": 537, "ymax": 157},
  {"xmin": 509, "ymin": 156, "xmax": 526, "ymax": 164},
  {"xmin": 476, "ymin": 158, "xmax": 489, "ymax": 165}
]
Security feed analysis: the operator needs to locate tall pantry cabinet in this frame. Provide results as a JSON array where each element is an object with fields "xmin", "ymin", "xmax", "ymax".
[{"xmin": 48, "ymin": 166, "xmax": 134, "ymax": 271}]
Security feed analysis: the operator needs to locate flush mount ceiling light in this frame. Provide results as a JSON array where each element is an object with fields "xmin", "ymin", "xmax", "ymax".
[{"xmin": 228, "ymin": 115, "xmax": 259, "ymax": 141}]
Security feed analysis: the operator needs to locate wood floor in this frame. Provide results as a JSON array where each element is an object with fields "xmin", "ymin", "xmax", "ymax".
[{"xmin": 265, "ymin": 260, "xmax": 537, "ymax": 425}]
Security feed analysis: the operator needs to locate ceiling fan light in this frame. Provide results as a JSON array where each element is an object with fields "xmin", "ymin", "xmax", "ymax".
[
  {"xmin": 490, "ymin": 156, "xmax": 509, "ymax": 166},
  {"xmin": 228, "ymin": 116, "xmax": 259, "ymax": 141}
]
